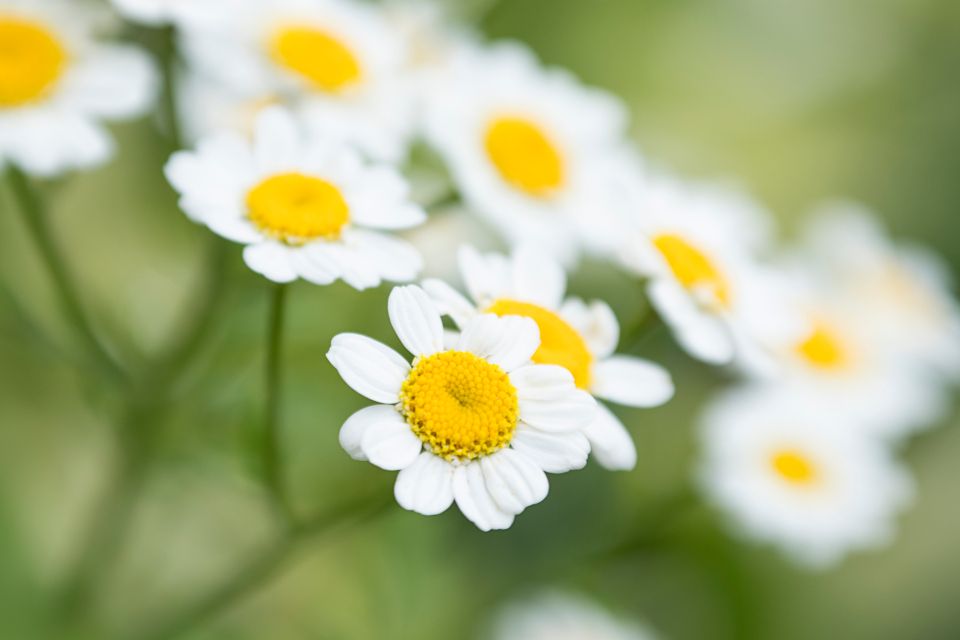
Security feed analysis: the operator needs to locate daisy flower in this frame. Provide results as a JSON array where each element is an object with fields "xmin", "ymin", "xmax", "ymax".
[
  {"xmin": 614, "ymin": 172, "xmax": 791, "ymax": 370},
  {"xmin": 177, "ymin": 0, "xmax": 415, "ymax": 163},
  {"xmin": 489, "ymin": 591, "xmax": 658, "ymax": 640},
  {"xmin": 0, "ymin": 0, "xmax": 156, "ymax": 176},
  {"xmin": 803, "ymin": 202, "xmax": 960, "ymax": 383},
  {"xmin": 699, "ymin": 386, "xmax": 913, "ymax": 568},
  {"xmin": 165, "ymin": 106, "xmax": 425, "ymax": 289},
  {"xmin": 109, "ymin": 0, "xmax": 226, "ymax": 27},
  {"xmin": 423, "ymin": 245, "xmax": 674, "ymax": 470},
  {"xmin": 327, "ymin": 285, "xmax": 597, "ymax": 531},
  {"xmin": 424, "ymin": 41, "xmax": 630, "ymax": 264}
]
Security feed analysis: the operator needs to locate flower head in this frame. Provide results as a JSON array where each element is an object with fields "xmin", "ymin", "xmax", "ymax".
[
  {"xmin": 327, "ymin": 285, "xmax": 597, "ymax": 530},
  {"xmin": 490, "ymin": 591, "xmax": 658, "ymax": 640}
]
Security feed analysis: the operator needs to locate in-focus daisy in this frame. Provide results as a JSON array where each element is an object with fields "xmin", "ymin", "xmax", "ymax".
[
  {"xmin": 699, "ymin": 386, "xmax": 913, "ymax": 568},
  {"xmin": 424, "ymin": 41, "xmax": 629, "ymax": 264},
  {"xmin": 489, "ymin": 591, "xmax": 658, "ymax": 640},
  {"xmin": 614, "ymin": 172, "xmax": 791, "ymax": 370},
  {"xmin": 0, "ymin": 0, "xmax": 155, "ymax": 176},
  {"xmin": 165, "ymin": 106, "xmax": 425, "ymax": 288},
  {"xmin": 803, "ymin": 202, "xmax": 960, "ymax": 383},
  {"xmin": 178, "ymin": 0, "xmax": 415, "ymax": 163},
  {"xmin": 327, "ymin": 285, "xmax": 597, "ymax": 531},
  {"xmin": 424, "ymin": 245, "xmax": 674, "ymax": 470}
]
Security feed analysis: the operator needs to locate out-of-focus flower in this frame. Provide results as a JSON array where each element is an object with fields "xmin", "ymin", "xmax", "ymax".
[
  {"xmin": 0, "ymin": 0, "xmax": 156, "ymax": 176},
  {"xmin": 424, "ymin": 41, "xmax": 629, "ymax": 264},
  {"xmin": 176, "ymin": 69, "xmax": 279, "ymax": 144},
  {"xmin": 615, "ymin": 172, "xmax": 792, "ymax": 371},
  {"xmin": 423, "ymin": 245, "xmax": 674, "ymax": 471},
  {"xmin": 327, "ymin": 285, "xmax": 598, "ymax": 531},
  {"xmin": 165, "ymin": 107, "xmax": 425, "ymax": 288},
  {"xmin": 178, "ymin": 0, "xmax": 415, "ymax": 163},
  {"xmin": 109, "ymin": 0, "xmax": 225, "ymax": 27},
  {"xmin": 804, "ymin": 202, "xmax": 960, "ymax": 384},
  {"xmin": 489, "ymin": 591, "xmax": 658, "ymax": 640},
  {"xmin": 699, "ymin": 386, "xmax": 913, "ymax": 568}
]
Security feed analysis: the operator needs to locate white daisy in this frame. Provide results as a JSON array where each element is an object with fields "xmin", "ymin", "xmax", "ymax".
[
  {"xmin": 165, "ymin": 106, "xmax": 425, "ymax": 289},
  {"xmin": 423, "ymin": 245, "xmax": 675, "ymax": 471},
  {"xmin": 424, "ymin": 40, "xmax": 630, "ymax": 264},
  {"xmin": 489, "ymin": 591, "xmax": 658, "ymax": 640},
  {"xmin": 699, "ymin": 385, "xmax": 913, "ymax": 568},
  {"xmin": 803, "ymin": 202, "xmax": 960, "ymax": 383},
  {"xmin": 327, "ymin": 285, "xmax": 598, "ymax": 531},
  {"xmin": 0, "ymin": 0, "xmax": 156, "ymax": 176},
  {"xmin": 109, "ymin": 0, "xmax": 226, "ymax": 27},
  {"xmin": 177, "ymin": 0, "xmax": 415, "ymax": 163},
  {"xmin": 614, "ymin": 172, "xmax": 792, "ymax": 371}
]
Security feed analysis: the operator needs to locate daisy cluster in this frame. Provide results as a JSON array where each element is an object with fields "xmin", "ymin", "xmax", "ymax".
[{"xmin": 4, "ymin": 0, "xmax": 958, "ymax": 568}]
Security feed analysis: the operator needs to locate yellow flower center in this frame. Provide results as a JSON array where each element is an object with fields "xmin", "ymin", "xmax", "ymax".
[
  {"xmin": 487, "ymin": 299, "xmax": 594, "ymax": 389},
  {"xmin": 401, "ymin": 351, "xmax": 519, "ymax": 461},
  {"xmin": 653, "ymin": 234, "xmax": 731, "ymax": 308},
  {"xmin": 246, "ymin": 173, "xmax": 349, "ymax": 243},
  {"xmin": 770, "ymin": 449, "xmax": 818, "ymax": 486},
  {"xmin": 0, "ymin": 16, "xmax": 67, "ymax": 107},
  {"xmin": 484, "ymin": 116, "xmax": 565, "ymax": 197},
  {"xmin": 795, "ymin": 320, "xmax": 849, "ymax": 370},
  {"xmin": 270, "ymin": 25, "xmax": 362, "ymax": 93}
]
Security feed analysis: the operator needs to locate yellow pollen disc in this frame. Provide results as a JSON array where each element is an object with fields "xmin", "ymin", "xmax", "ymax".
[
  {"xmin": 484, "ymin": 116, "xmax": 565, "ymax": 197},
  {"xmin": 653, "ymin": 234, "xmax": 731, "ymax": 308},
  {"xmin": 270, "ymin": 26, "xmax": 362, "ymax": 93},
  {"xmin": 246, "ymin": 173, "xmax": 349, "ymax": 243},
  {"xmin": 487, "ymin": 299, "xmax": 594, "ymax": 389},
  {"xmin": 401, "ymin": 351, "xmax": 519, "ymax": 461},
  {"xmin": 770, "ymin": 449, "xmax": 818, "ymax": 486},
  {"xmin": 795, "ymin": 321, "xmax": 849, "ymax": 370},
  {"xmin": 0, "ymin": 16, "xmax": 67, "ymax": 107}
]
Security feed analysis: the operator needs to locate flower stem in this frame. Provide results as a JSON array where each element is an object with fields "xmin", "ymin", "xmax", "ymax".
[
  {"xmin": 263, "ymin": 283, "xmax": 290, "ymax": 517},
  {"xmin": 4, "ymin": 165, "xmax": 126, "ymax": 383},
  {"xmin": 158, "ymin": 25, "xmax": 184, "ymax": 151}
]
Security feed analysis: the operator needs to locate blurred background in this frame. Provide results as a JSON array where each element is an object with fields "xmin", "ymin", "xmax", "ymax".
[{"xmin": 1, "ymin": 0, "xmax": 959, "ymax": 638}]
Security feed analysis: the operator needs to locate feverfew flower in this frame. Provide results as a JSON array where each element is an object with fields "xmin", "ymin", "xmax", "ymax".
[
  {"xmin": 0, "ymin": 0, "xmax": 155, "ymax": 176},
  {"xmin": 615, "ymin": 173, "xmax": 790, "ymax": 370},
  {"xmin": 424, "ymin": 41, "xmax": 629, "ymax": 264},
  {"xmin": 699, "ymin": 386, "xmax": 913, "ymax": 568},
  {"xmin": 178, "ymin": 0, "xmax": 415, "ymax": 163},
  {"xmin": 165, "ymin": 107, "xmax": 425, "ymax": 288},
  {"xmin": 424, "ymin": 245, "xmax": 674, "ymax": 470},
  {"xmin": 803, "ymin": 202, "xmax": 960, "ymax": 383},
  {"xmin": 327, "ymin": 285, "xmax": 597, "ymax": 531},
  {"xmin": 489, "ymin": 591, "xmax": 658, "ymax": 640}
]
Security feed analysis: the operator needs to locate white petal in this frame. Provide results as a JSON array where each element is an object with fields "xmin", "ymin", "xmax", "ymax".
[
  {"xmin": 327, "ymin": 334, "xmax": 410, "ymax": 403},
  {"xmin": 452, "ymin": 463, "xmax": 515, "ymax": 531},
  {"xmin": 394, "ymin": 452, "xmax": 455, "ymax": 516},
  {"xmin": 510, "ymin": 427, "xmax": 590, "ymax": 473},
  {"xmin": 339, "ymin": 404, "xmax": 399, "ymax": 461},
  {"xmin": 242, "ymin": 243, "xmax": 297, "ymax": 283},
  {"xmin": 480, "ymin": 449, "xmax": 548, "ymax": 514},
  {"xmin": 254, "ymin": 106, "xmax": 300, "ymax": 173},
  {"xmin": 510, "ymin": 245, "xmax": 566, "ymax": 309},
  {"xmin": 422, "ymin": 278, "xmax": 477, "ymax": 328},
  {"xmin": 648, "ymin": 280, "xmax": 734, "ymax": 364},
  {"xmin": 511, "ymin": 366, "xmax": 597, "ymax": 432},
  {"xmin": 457, "ymin": 314, "xmax": 539, "ymax": 372},
  {"xmin": 583, "ymin": 404, "xmax": 637, "ymax": 471},
  {"xmin": 388, "ymin": 285, "xmax": 444, "ymax": 357},
  {"xmin": 347, "ymin": 230, "xmax": 423, "ymax": 284},
  {"xmin": 459, "ymin": 245, "xmax": 511, "ymax": 305},
  {"xmin": 590, "ymin": 356, "xmax": 674, "ymax": 408},
  {"xmin": 560, "ymin": 298, "xmax": 620, "ymax": 359},
  {"xmin": 360, "ymin": 412, "xmax": 422, "ymax": 471}
]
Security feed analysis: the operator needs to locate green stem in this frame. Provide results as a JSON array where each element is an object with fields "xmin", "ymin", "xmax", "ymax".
[
  {"xmin": 263, "ymin": 283, "xmax": 290, "ymax": 517},
  {"xmin": 620, "ymin": 304, "xmax": 661, "ymax": 354},
  {"xmin": 158, "ymin": 25, "xmax": 183, "ymax": 151},
  {"xmin": 5, "ymin": 166, "xmax": 126, "ymax": 383}
]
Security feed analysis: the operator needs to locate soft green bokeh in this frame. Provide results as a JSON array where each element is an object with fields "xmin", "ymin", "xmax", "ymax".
[{"xmin": 1, "ymin": 0, "xmax": 958, "ymax": 638}]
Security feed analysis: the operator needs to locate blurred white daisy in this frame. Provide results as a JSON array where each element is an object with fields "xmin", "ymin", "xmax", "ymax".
[
  {"xmin": 699, "ymin": 385, "xmax": 913, "ymax": 568},
  {"xmin": 424, "ymin": 245, "xmax": 675, "ymax": 471},
  {"xmin": 109, "ymin": 0, "xmax": 226, "ymax": 27},
  {"xmin": 178, "ymin": 0, "xmax": 415, "ymax": 163},
  {"xmin": 804, "ymin": 202, "xmax": 960, "ymax": 383},
  {"xmin": 615, "ymin": 172, "xmax": 791, "ymax": 370},
  {"xmin": 327, "ymin": 285, "xmax": 597, "ymax": 531},
  {"xmin": 424, "ymin": 41, "xmax": 629, "ymax": 264},
  {"xmin": 165, "ymin": 106, "xmax": 425, "ymax": 288},
  {"xmin": 0, "ymin": 0, "xmax": 156, "ymax": 176},
  {"xmin": 489, "ymin": 591, "xmax": 657, "ymax": 640}
]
